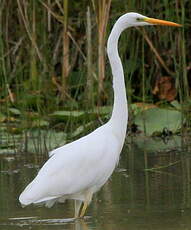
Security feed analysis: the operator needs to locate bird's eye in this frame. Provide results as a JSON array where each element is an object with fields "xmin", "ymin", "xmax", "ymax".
[{"xmin": 136, "ymin": 18, "xmax": 142, "ymax": 21}]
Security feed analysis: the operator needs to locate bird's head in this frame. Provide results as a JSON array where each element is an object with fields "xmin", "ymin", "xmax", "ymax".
[{"xmin": 119, "ymin": 12, "xmax": 181, "ymax": 28}]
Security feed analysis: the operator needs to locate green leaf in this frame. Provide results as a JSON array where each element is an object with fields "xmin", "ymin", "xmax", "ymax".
[
  {"xmin": 9, "ymin": 108, "xmax": 21, "ymax": 116},
  {"xmin": 50, "ymin": 110, "xmax": 86, "ymax": 122},
  {"xmin": 134, "ymin": 107, "xmax": 183, "ymax": 136},
  {"xmin": 170, "ymin": 100, "xmax": 181, "ymax": 110},
  {"xmin": 31, "ymin": 119, "xmax": 49, "ymax": 128},
  {"xmin": 50, "ymin": 106, "xmax": 112, "ymax": 122},
  {"xmin": 0, "ymin": 112, "xmax": 6, "ymax": 122},
  {"xmin": 90, "ymin": 106, "xmax": 112, "ymax": 118}
]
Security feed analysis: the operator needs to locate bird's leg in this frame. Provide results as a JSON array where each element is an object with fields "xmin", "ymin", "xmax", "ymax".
[
  {"xmin": 79, "ymin": 200, "xmax": 88, "ymax": 218},
  {"xmin": 79, "ymin": 191, "xmax": 93, "ymax": 218},
  {"xmin": 75, "ymin": 200, "xmax": 83, "ymax": 218}
]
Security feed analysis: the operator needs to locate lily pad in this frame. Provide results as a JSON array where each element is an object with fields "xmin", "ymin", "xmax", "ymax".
[
  {"xmin": 50, "ymin": 110, "xmax": 86, "ymax": 122},
  {"xmin": 50, "ymin": 106, "xmax": 112, "ymax": 122},
  {"xmin": 134, "ymin": 107, "xmax": 183, "ymax": 136},
  {"xmin": 170, "ymin": 100, "xmax": 181, "ymax": 110}
]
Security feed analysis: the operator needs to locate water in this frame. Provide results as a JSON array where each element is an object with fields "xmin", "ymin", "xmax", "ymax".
[{"xmin": 1, "ymin": 135, "xmax": 191, "ymax": 229}]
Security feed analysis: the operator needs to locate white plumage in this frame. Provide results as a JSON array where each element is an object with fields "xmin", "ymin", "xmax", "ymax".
[
  {"xmin": 19, "ymin": 12, "xmax": 180, "ymax": 218},
  {"xmin": 20, "ymin": 124, "xmax": 121, "ymax": 208}
]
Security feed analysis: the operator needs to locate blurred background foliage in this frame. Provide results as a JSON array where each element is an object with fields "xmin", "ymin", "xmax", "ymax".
[{"xmin": 0, "ymin": 0, "xmax": 190, "ymax": 141}]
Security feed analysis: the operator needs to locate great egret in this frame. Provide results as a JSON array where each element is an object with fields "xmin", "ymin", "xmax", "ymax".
[{"xmin": 19, "ymin": 13, "xmax": 180, "ymax": 218}]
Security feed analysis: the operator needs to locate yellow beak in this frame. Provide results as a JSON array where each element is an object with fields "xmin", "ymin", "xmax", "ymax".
[{"xmin": 144, "ymin": 17, "xmax": 182, "ymax": 27}]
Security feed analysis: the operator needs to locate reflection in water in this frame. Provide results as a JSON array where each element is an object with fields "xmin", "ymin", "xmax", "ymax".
[
  {"xmin": 5, "ymin": 217, "xmax": 91, "ymax": 230},
  {"xmin": 75, "ymin": 220, "xmax": 89, "ymax": 230},
  {"xmin": 1, "ymin": 137, "xmax": 191, "ymax": 229}
]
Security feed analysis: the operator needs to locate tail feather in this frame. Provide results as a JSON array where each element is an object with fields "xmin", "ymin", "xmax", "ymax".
[
  {"xmin": 19, "ymin": 188, "xmax": 58, "ymax": 207},
  {"xmin": 19, "ymin": 181, "xmax": 36, "ymax": 206},
  {"xmin": 19, "ymin": 178, "xmax": 58, "ymax": 207}
]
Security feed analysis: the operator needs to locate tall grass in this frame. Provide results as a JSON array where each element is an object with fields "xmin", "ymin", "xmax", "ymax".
[
  {"xmin": 91, "ymin": 0, "xmax": 111, "ymax": 104},
  {"xmin": 0, "ymin": 0, "xmax": 189, "ymax": 130},
  {"xmin": 86, "ymin": 6, "xmax": 94, "ymax": 108},
  {"xmin": 62, "ymin": 0, "xmax": 70, "ymax": 100}
]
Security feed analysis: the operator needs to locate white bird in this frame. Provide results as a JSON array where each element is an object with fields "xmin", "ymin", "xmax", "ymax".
[{"xmin": 19, "ymin": 13, "xmax": 180, "ymax": 218}]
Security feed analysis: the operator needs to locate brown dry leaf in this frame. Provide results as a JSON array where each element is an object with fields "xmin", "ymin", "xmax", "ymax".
[{"xmin": 152, "ymin": 76, "xmax": 177, "ymax": 102}]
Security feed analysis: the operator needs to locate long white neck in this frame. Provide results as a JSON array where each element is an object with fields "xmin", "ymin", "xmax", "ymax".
[{"xmin": 107, "ymin": 17, "xmax": 128, "ymax": 141}]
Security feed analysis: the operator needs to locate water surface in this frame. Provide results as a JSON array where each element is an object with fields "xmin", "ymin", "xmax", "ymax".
[{"xmin": 1, "ymin": 135, "xmax": 191, "ymax": 230}]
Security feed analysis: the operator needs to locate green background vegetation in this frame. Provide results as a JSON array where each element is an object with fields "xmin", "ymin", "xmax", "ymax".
[{"xmin": 0, "ymin": 0, "xmax": 190, "ymax": 148}]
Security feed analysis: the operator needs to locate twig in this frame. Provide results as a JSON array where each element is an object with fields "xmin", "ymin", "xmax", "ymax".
[
  {"xmin": 17, "ymin": 0, "xmax": 43, "ymax": 63},
  {"xmin": 139, "ymin": 28, "xmax": 174, "ymax": 76},
  {"xmin": 144, "ymin": 160, "xmax": 180, "ymax": 171}
]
